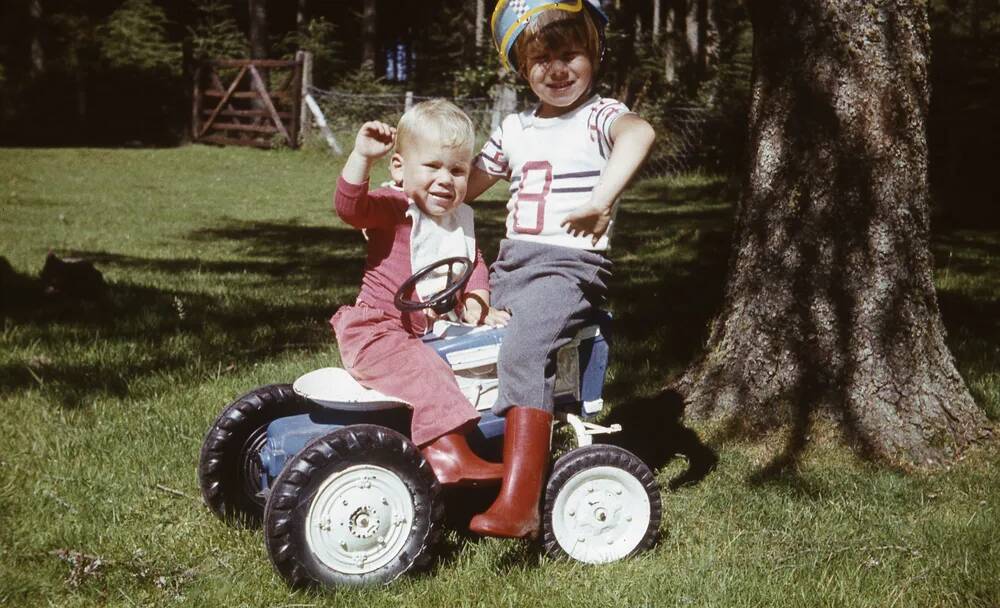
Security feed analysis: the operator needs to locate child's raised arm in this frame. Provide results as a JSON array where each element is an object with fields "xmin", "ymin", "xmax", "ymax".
[
  {"xmin": 561, "ymin": 114, "xmax": 656, "ymax": 245},
  {"xmin": 335, "ymin": 121, "xmax": 400, "ymax": 230},
  {"xmin": 341, "ymin": 121, "xmax": 396, "ymax": 185}
]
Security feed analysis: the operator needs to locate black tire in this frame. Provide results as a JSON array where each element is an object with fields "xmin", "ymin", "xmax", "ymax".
[
  {"xmin": 198, "ymin": 384, "xmax": 311, "ymax": 526},
  {"xmin": 542, "ymin": 444, "xmax": 661, "ymax": 564},
  {"xmin": 264, "ymin": 424, "xmax": 442, "ymax": 588}
]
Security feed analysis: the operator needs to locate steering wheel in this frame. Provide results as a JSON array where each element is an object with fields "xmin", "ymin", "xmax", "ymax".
[{"xmin": 394, "ymin": 256, "xmax": 474, "ymax": 316}]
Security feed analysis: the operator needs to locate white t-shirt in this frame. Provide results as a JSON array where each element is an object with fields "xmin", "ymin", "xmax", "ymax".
[{"xmin": 475, "ymin": 95, "xmax": 630, "ymax": 251}]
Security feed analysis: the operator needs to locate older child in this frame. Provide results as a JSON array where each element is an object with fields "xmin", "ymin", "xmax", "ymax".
[
  {"xmin": 332, "ymin": 99, "xmax": 510, "ymax": 486},
  {"xmin": 466, "ymin": 0, "xmax": 656, "ymax": 537}
]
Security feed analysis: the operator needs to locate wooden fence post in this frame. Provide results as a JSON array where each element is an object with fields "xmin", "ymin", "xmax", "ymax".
[
  {"xmin": 298, "ymin": 50, "xmax": 313, "ymax": 146},
  {"xmin": 304, "ymin": 94, "xmax": 344, "ymax": 155},
  {"xmin": 192, "ymin": 64, "xmax": 203, "ymax": 140},
  {"xmin": 491, "ymin": 82, "xmax": 516, "ymax": 131}
]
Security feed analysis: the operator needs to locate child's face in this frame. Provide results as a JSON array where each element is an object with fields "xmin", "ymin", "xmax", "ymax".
[
  {"xmin": 390, "ymin": 132, "xmax": 471, "ymax": 216},
  {"xmin": 525, "ymin": 43, "xmax": 594, "ymax": 117}
]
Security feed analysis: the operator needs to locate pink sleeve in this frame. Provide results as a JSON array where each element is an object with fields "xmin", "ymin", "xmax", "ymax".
[
  {"xmin": 334, "ymin": 177, "xmax": 400, "ymax": 229},
  {"xmin": 466, "ymin": 247, "xmax": 490, "ymax": 294}
]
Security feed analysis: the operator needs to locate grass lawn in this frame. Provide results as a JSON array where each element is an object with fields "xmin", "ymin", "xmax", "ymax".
[{"xmin": 0, "ymin": 146, "xmax": 997, "ymax": 607}]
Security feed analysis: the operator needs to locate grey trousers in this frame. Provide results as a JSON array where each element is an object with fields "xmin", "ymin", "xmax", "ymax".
[{"xmin": 489, "ymin": 239, "xmax": 612, "ymax": 415}]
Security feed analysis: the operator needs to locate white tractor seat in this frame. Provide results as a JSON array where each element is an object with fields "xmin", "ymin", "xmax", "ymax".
[{"xmin": 293, "ymin": 368, "xmax": 410, "ymax": 411}]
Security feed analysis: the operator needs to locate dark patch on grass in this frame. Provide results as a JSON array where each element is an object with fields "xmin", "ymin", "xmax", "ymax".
[
  {"xmin": 600, "ymin": 390, "xmax": 718, "ymax": 488},
  {"xmin": 0, "ymin": 219, "xmax": 373, "ymax": 406},
  {"xmin": 0, "ymin": 276, "xmax": 334, "ymax": 407},
  {"xmin": 604, "ymin": 182, "xmax": 734, "ymax": 398},
  {"xmin": 490, "ymin": 539, "xmax": 543, "ymax": 573}
]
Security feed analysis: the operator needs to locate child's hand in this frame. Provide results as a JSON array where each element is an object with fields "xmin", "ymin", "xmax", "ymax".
[
  {"xmin": 480, "ymin": 306, "xmax": 511, "ymax": 327},
  {"xmin": 561, "ymin": 201, "xmax": 614, "ymax": 246},
  {"xmin": 354, "ymin": 121, "xmax": 396, "ymax": 159},
  {"xmin": 460, "ymin": 291, "xmax": 511, "ymax": 327}
]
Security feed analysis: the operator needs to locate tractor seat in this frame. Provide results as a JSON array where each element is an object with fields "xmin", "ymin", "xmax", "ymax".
[{"xmin": 293, "ymin": 368, "xmax": 410, "ymax": 411}]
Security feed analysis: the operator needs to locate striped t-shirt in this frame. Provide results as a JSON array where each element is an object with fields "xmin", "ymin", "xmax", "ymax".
[{"xmin": 475, "ymin": 95, "xmax": 629, "ymax": 251}]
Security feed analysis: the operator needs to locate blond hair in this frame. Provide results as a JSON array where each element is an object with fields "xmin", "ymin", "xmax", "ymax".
[
  {"xmin": 513, "ymin": 8, "xmax": 601, "ymax": 77},
  {"xmin": 396, "ymin": 99, "xmax": 476, "ymax": 156}
]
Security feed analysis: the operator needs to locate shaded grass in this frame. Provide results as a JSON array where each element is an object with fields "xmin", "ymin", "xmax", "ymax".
[{"xmin": 0, "ymin": 148, "xmax": 997, "ymax": 607}]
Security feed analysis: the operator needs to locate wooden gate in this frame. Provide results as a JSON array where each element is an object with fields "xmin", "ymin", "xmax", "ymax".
[{"xmin": 192, "ymin": 58, "xmax": 303, "ymax": 149}]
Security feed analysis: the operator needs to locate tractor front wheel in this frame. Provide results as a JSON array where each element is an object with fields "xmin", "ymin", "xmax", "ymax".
[
  {"xmin": 264, "ymin": 424, "xmax": 442, "ymax": 588},
  {"xmin": 542, "ymin": 444, "xmax": 661, "ymax": 564}
]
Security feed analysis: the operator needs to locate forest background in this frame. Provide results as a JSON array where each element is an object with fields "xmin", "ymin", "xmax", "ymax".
[{"xmin": 0, "ymin": 0, "xmax": 997, "ymax": 222}]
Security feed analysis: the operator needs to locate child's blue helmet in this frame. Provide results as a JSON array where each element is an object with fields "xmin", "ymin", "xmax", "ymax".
[{"xmin": 491, "ymin": 0, "xmax": 609, "ymax": 73}]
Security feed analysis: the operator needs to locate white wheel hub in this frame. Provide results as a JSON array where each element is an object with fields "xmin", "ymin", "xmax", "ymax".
[
  {"xmin": 551, "ymin": 465, "xmax": 651, "ymax": 564},
  {"xmin": 305, "ymin": 464, "xmax": 415, "ymax": 575}
]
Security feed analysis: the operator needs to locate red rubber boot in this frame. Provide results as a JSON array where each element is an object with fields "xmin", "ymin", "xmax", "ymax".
[
  {"xmin": 420, "ymin": 432, "xmax": 503, "ymax": 487},
  {"xmin": 469, "ymin": 407, "xmax": 552, "ymax": 539}
]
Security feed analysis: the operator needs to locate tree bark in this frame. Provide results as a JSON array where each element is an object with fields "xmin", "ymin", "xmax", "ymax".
[
  {"xmin": 248, "ymin": 0, "xmax": 268, "ymax": 59},
  {"xmin": 675, "ymin": 0, "xmax": 990, "ymax": 467},
  {"xmin": 362, "ymin": 0, "xmax": 377, "ymax": 74}
]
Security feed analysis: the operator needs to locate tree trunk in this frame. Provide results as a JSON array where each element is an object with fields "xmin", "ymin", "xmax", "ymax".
[
  {"xmin": 666, "ymin": 0, "xmax": 695, "ymax": 89},
  {"xmin": 684, "ymin": 1, "xmax": 698, "ymax": 60},
  {"xmin": 475, "ymin": 0, "xmax": 486, "ymax": 50},
  {"xmin": 653, "ymin": 0, "xmax": 662, "ymax": 44},
  {"xmin": 694, "ymin": 0, "xmax": 710, "ymax": 81},
  {"xmin": 248, "ymin": 0, "xmax": 268, "ymax": 59},
  {"xmin": 612, "ymin": 0, "xmax": 639, "ymax": 104},
  {"xmin": 75, "ymin": 66, "xmax": 86, "ymax": 124},
  {"xmin": 362, "ymin": 0, "xmax": 377, "ymax": 74},
  {"xmin": 675, "ymin": 0, "xmax": 990, "ymax": 467},
  {"xmin": 297, "ymin": 0, "xmax": 307, "ymax": 35},
  {"xmin": 663, "ymin": 2, "xmax": 676, "ymax": 82},
  {"xmin": 28, "ymin": 0, "xmax": 45, "ymax": 79}
]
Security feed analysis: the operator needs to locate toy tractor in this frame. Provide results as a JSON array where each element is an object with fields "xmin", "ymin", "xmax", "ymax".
[{"xmin": 198, "ymin": 257, "xmax": 661, "ymax": 588}]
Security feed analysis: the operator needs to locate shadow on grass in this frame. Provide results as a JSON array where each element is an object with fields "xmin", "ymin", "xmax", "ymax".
[
  {"xmin": 599, "ymin": 390, "xmax": 719, "ymax": 488},
  {"xmin": 0, "ymin": 220, "xmax": 366, "ymax": 407}
]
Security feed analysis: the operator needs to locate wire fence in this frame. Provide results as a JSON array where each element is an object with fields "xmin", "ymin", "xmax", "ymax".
[{"xmin": 307, "ymin": 85, "xmax": 714, "ymax": 179}]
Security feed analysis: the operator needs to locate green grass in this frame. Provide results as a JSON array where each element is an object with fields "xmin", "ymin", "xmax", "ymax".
[{"xmin": 1, "ymin": 147, "xmax": 997, "ymax": 607}]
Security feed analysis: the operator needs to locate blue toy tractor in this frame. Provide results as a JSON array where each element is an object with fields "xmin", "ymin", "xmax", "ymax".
[{"xmin": 198, "ymin": 258, "xmax": 661, "ymax": 588}]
